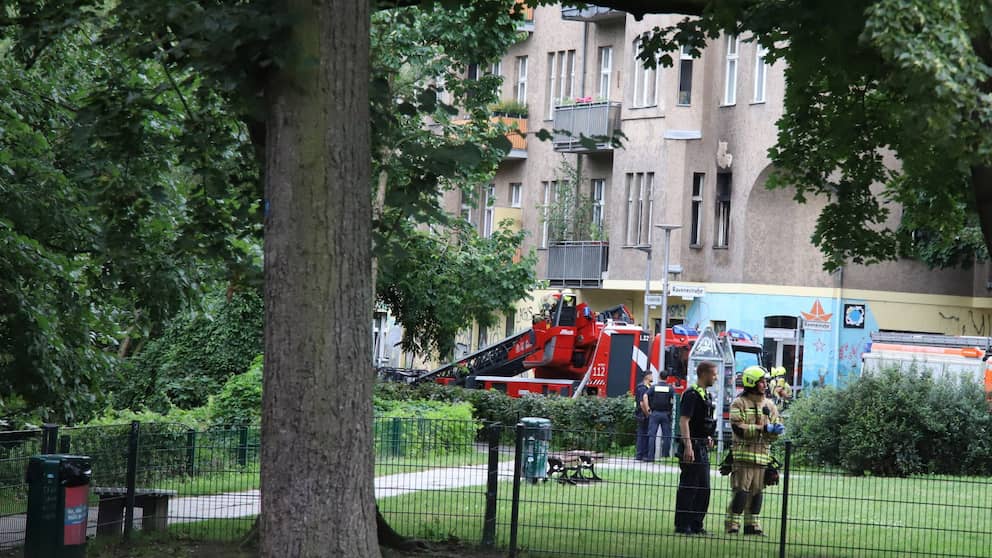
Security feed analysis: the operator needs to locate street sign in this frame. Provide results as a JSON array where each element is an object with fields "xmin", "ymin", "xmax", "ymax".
[
  {"xmin": 645, "ymin": 294, "xmax": 664, "ymax": 306},
  {"xmin": 668, "ymin": 284, "xmax": 706, "ymax": 299}
]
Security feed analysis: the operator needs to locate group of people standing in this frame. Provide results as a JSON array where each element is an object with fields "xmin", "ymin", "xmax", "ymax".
[{"xmin": 634, "ymin": 362, "xmax": 786, "ymax": 536}]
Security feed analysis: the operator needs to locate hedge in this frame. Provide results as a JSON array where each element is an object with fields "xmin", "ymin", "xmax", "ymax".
[
  {"xmin": 787, "ymin": 365, "xmax": 992, "ymax": 476},
  {"xmin": 374, "ymin": 381, "xmax": 637, "ymax": 452}
]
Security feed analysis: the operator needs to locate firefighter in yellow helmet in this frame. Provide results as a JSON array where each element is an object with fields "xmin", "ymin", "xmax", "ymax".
[
  {"xmin": 725, "ymin": 366, "xmax": 784, "ymax": 535},
  {"xmin": 769, "ymin": 366, "xmax": 793, "ymax": 413}
]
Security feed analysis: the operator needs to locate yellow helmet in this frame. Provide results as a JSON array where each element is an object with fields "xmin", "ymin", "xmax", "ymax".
[
  {"xmin": 771, "ymin": 366, "xmax": 787, "ymax": 378},
  {"xmin": 741, "ymin": 366, "xmax": 769, "ymax": 388}
]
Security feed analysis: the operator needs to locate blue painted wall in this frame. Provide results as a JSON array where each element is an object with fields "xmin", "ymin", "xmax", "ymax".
[{"xmin": 683, "ymin": 292, "xmax": 880, "ymax": 388}]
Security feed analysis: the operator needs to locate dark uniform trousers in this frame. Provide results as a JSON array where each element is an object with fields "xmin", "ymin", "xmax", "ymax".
[{"xmin": 674, "ymin": 439, "xmax": 710, "ymax": 533}]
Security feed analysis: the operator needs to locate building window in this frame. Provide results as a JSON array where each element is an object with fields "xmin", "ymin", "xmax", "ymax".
[
  {"xmin": 632, "ymin": 40, "xmax": 657, "ymax": 108},
  {"xmin": 460, "ymin": 190, "xmax": 474, "ymax": 228},
  {"xmin": 597, "ymin": 46, "xmax": 612, "ymax": 98},
  {"xmin": 712, "ymin": 320, "xmax": 727, "ymax": 334},
  {"xmin": 505, "ymin": 310, "xmax": 516, "ymax": 336},
  {"xmin": 488, "ymin": 61, "xmax": 502, "ymax": 77},
  {"xmin": 467, "ymin": 63, "xmax": 480, "ymax": 81},
  {"xmin": 753, "ymin": 42, "xmax": 767, "ymax": 103},
  {"xmin": 510, "ymin": 182, "xmax": 522, "ymax": 208},
  {"xmin": 483, "ymin": 184, "xmax": 495, "ymax": 238},
  {"xmin": 624, "ymin": 172, "xmax": 654, "ymax": 245},
  {"xmin": 541, "ymin": 180, "xmax": 559, "ymax": 247},
  {"xmin": 546, "ymin": 50, "xmax": 576, "ymax": 119},
  {"xmin": 690, "ymin": 173, "xmax": 704, "ymax": 246},
  {"xmin": 677, "ymin": 45, "xmax": 694, "ymax": 106},
  {"xmin": 723, "ymin": 35, "xmax": 739, "ymax": 105},
  {"xmin": 591, "ymin": 178, "xmax": 606, "ymax": 234},
  {"xmin": 515, "ymin": 56, "xmax": 528, "ymax": 103},
  {"xmin": 714, "ymin": 173, "xmax": 731, "ymax": 247}
]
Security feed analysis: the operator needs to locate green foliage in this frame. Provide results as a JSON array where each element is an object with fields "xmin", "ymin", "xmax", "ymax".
[
  {"xmin": 209, "ymin": 354, "xmax": 263, "ymax": 426},
  {"xmin": 788, "ymin": 365, "xmax": 992, "ymax": 476},
  {"xmin": 489, "ymin": 99, "xmax": 529, "ymax": 117},
  {"xmin": 374, "ymin": 400, "xmax": 478, "ymax": 457},
  {"xmin": 377, "ymin": 219, "xmax": 537, "ymax": 359},
  {"xmin": 374, "ymin": 382, "xmax": 637, "ymax": 452},
  {"xmin": 540, "ymin": 157, "xmax": 607, "ymax": 243},
  {"xmin": 110, "ymin": 290, "xmax": 263, "ymax": 411}
]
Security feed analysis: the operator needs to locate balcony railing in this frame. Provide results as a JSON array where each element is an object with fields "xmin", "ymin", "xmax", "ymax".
[
  {"xmin": 552, "ymin": 101, "xmax": 621, "ymax": 153},
  {"xmin": 561, "ymin": 6, "xmax": 625, "ymax": 22},
  {"xmin": 545, "ymin": 241, "xmax": 609, "ymax": 288}
]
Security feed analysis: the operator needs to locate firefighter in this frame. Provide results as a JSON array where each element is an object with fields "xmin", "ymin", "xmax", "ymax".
[
  {"xmin": 725, "ymin": 366, "xmax": 784, "ymax": 535},
  {"xmin": 634, "ymin": 372, "xmax": 652, "ymax": 460},
  {"xmin": 674, "ymin": 361, "xmax": 718, "ymax": 536},
  {"xmin": 769, "ymin": 366, "xmax": 793, "ymax": 412}
]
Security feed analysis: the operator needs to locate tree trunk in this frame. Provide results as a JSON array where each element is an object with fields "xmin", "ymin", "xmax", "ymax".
[{"xmin": 260, "ymin": 0, "xmax": 378, "ymax": 556}]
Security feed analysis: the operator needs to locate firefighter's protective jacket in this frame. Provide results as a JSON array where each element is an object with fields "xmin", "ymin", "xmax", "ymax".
[{"xmin": 729, "ymin": 391, "xmax": 781, "ymax": 465}]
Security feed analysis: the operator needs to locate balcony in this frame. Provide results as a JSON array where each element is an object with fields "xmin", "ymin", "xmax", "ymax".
[
  {"xmin": 453, "ymin": 116, "xmax": 527, "ymax": 159},
  {"xmin": 561, "ymin": 6, "xmax": 625, "ymax": 22},
  {"xmin": 514, "ymin": 1, "xmax": 535, "ymax": 33},
  {"xmin": 546, "ymin": 241, "xmax": 609, "ymax": 288},
  {"xmin": 496, "ymin": 116, "xmax": 528, "ymax": 159},
  {"xmin": 552, "ymin": 101, "xmax": 621, "ymax": 153}
]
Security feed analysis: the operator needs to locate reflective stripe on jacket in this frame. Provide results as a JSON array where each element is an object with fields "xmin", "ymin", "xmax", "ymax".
[{"xmin": 729, "ymin": 391, "xmax": 780, "ymax": 465}]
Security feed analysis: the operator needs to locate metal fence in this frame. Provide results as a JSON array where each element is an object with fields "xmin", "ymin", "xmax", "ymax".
[{"xmin": 2, "ymin": 419, "xmax": 991, "ymax": 557}]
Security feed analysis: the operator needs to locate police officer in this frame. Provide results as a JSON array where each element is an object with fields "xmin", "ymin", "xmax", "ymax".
[
  {"xmin": 674, "ymin": 361, "xmax": 718, "ymax": 536},
  {"xmin": 645, "ymin": 378, "xmax": 675, "ymax": 461},
  {"xmin": 725, "ymin": 366, "xmax": 784, "ymax": 536},
  {"xmin": 634, "ymin": 372, "xmax": 652, "ymax": 460}
]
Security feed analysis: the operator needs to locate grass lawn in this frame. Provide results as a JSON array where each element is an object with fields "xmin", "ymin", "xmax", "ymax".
[{"xmin": 379, "ymin": 464, "xmax": 992, "ymax": 558}]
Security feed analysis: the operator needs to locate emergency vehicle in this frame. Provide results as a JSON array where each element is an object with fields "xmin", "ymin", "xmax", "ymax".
[{"xmin": 862, "ymin": 332, "xmax": 992, "ymax": 405}]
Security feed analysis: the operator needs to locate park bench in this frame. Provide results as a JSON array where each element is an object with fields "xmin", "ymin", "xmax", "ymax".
[
  {"xmin": 92, "ymin": 486, "xmax": 177, "ymax": 535},
  {"xmin": 547, "ymin": 450, "xmax": 603, "ymax": 485}
]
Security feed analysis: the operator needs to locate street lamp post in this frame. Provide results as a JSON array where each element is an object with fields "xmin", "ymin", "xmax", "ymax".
[
  {"xmin": 654, "ymin": 224, "xmax": 681, "ymax": 382},
  {"xmin": 635, "ymin": 244, "xmax": 653, "ymax": 333}
]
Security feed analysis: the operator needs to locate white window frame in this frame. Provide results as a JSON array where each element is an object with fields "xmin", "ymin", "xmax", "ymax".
[
  {"xmin": 483, "ymin": 184, "xmax": 495, "ymax": 238},
  {"xmin": 690, "ymin": 173, "xmax": 704, "ymax": 246},
  {"xmin": 632, "ymin": 40, "xmax": 658, "ymax": 108},
  {"xmin": 515, "ymin": 56, "xmax": 528, "ymax": 103},
  {"xmin": 723, "ymin": 35, "xmax": 739, "ymax": 106},
  {"xmin": 460, "ymin": 190, "xmax": 474, "ymax": 227},
  {"xmin": 489, "ymin": 61, "xmax": 502, "ymax": 78},
  {"xmin": 598, "ymin": 46, "xmax": 612, "ymax": 99},
  {"xmin": 510, "ymin": 183, "xmax": 522, "ymax": 208},
  {"xmin": 753, "ymin": 42, "xmax": 768, "ymax": 103},
  {"xmin": 591, "ymin": 179, "xmax": 606, "ymax": 232},
  {"xmin": 541, "ymin": 181, "xmax": 552, "ymax": 247},
  {"xmin": 625, "ymin": 172, "xmax": 654, "ymax": 244},
  {"xmin": 546, "ymin": 50, "xmax": 576, "ymax": 119},
  {"xmin": 715, "ymin": 174, "xmax": 731, "ymax": 247},
  {"xmin": 677, "ymin": 45, "xmax": 693, "ymax": 106}
]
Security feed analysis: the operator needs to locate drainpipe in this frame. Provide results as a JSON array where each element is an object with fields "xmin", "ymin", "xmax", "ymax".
[{"xmin": 833, "ymin": 265, "xmax": 844, "ymax": 384}]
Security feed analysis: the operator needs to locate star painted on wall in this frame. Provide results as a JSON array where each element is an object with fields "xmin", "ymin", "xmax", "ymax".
[{"xmin": 814, "ymin": 338, "xmax": 826, "ymax": 352}]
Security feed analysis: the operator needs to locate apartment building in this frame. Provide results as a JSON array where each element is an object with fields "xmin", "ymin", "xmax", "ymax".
[{"xmin": 431, "ymin": 4, "xmax": 992, "ymax": 391}]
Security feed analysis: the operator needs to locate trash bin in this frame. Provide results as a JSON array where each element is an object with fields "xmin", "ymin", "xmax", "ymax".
[
  {"xmin": 520, "ymin": 417, "xmax": 552, "ymax": 483},
  {"xmin": 24, "ymin": 454, "xmax": 92, "ymax": 558}
]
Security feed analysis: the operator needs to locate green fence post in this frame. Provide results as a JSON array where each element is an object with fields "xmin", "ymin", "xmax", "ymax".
[{"xmin": 186, "ymin": 429, "xmax": 197, "ymax": 476}]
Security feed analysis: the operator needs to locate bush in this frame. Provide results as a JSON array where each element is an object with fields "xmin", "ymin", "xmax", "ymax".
[
  {"xmin": 373, "ymin": 381, "xmax": 637, "ymax": 452},
  {"xmin": 375, "ymin": 400, "xmax": 478, "ymax": 457},
  {"xmin": 111, "ymin": 289, "xmax": 263, "ymax": 411},
  {"xmin": 209, "ymin": 354, "xmax": 263, "ymax": 425},
  {"xmin": 788, "ymin": 364, "xmax": 992, "ymax": 476}
]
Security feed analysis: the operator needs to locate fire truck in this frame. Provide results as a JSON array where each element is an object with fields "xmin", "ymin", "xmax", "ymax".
[
  {"xmin": 405, "ymin": 293, "xmax": 765, "ymax": 400},
  {"xmin": 863, "ymin": 331, "xmax": 992, "ymax": 405}
]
